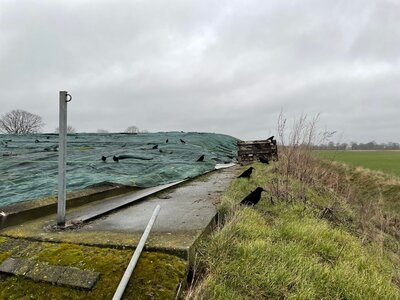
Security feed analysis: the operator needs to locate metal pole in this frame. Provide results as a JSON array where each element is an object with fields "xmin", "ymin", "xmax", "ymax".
[
  {"xmin": 112, "ymin": 205, "xmax": 161, "ymax": 300},
  {"xmin": 57, "ymin": 91, "xmax": 70, "ymax": 227}
]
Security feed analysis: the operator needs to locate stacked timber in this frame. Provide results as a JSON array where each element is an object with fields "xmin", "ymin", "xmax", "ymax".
[{"xmin": 237, "ymin": 139, "xmax": 278, "ymax": 165}]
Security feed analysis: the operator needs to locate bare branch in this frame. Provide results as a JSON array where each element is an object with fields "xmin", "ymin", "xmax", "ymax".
[{"xmin": 0, "ymin": 109, "xmax": 44, "ymax": 134}]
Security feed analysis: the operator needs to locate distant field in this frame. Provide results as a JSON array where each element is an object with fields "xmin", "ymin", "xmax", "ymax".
[{"xmin": 316, "ymin": 150, "xmax": 400, "ymax": 177}]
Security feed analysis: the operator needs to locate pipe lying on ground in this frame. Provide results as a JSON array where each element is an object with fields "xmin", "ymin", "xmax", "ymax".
[{"xmin": 112, "ymin": 204, "xmax": 161, "ymax": 300}]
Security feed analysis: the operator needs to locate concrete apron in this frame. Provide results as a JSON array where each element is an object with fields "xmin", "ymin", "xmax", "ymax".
[{"xmin": 0, "ymin": 166, "xmax": 239, "ymax": 259}]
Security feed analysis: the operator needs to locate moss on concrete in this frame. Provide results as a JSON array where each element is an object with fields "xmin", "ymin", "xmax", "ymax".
[
  {"xmin": 0, "ymin": 251, "xmax": 11, "ymax": 263},
  {"xmin": 2, "ymin": 218, "xmax": 200, "ymax": 259},
  {"xmin": 0, "ymin": 237, "xmax": 186, "ymax": 299}
]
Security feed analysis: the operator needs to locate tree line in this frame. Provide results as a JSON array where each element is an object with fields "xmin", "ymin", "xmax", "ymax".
[
  {"xmin": 0, "ymin": 109, "xmax": 147, "ymax": 134},
  {"xmin": 314, "ymin": 141, "xmax": 400, "ymax": 150}
]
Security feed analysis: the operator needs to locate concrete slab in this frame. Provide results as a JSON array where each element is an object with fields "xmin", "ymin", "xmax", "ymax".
[
  {"xmin": 13, "ymin": 259, "xmax": 36, "ymax": 276},
  {"xmin": 37, "ymin": 265, "xmax": 65, "ymax": 283},
  {"xmin": 67, "ymin": 180, "xmax": 185, "ymax": 223},
  {"xmin": 0, "ymin": 167, "xmax": 239, "ymax": 258},
  {"xmin": 81, "ymin": 168, "xmax": 235, "ymax": 233},
  {"xmin": 0, "ymin": 257, "xmax": 19, "ymax": 274},
  {"xmin": 0, "ymin": 257, "xmax": 100, "ymax": 290},
  {"xmin": 65, "ymin": 163, "xmax": 236, "ymax": 225},
  {"xmin": 0, "ymin": 257, "xmax": 36, "ymax": 276},
  {"xmin": 25, "ymin": 262, "xmax": 64, "ymax": 283},
  {"xmin": 57, "ymin": 267, "xmax": 100, "ymax": 290}
]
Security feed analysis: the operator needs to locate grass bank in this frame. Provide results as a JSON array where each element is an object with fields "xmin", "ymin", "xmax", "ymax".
[{"xmin": 185, "ymin": 162, "xmax": 400, "ymax": 299}]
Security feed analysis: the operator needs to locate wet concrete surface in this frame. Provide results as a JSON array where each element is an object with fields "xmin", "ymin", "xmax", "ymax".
[
  {"xmin": 66, "ymin": 180, "xmax": 185, "ymax": 223},
  {"xmin": 81, "ymin": 167, "xmax": 236, "ymax": 233}
]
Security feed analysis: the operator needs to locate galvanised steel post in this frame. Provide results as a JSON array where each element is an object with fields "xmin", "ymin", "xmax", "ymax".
[{"xmin": 57, "ymin": 91, "xmax": 71, "ymax": 227}]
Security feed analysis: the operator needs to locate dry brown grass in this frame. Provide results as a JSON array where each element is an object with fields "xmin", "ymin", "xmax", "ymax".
[{"xmin": 273, "ymin": 113, "xmax": 400, "ymax": 256}]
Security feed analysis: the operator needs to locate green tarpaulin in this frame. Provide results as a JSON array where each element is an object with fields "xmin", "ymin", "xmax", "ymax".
[{"xmin": 0, "ymin": 132, "xmax": 238, "ymax": 207}]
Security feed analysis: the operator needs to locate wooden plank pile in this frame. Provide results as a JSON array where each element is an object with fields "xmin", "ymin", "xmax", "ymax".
[{"xmin": 237, "ymin": 138, "xmax": 278, "ymax": 165}]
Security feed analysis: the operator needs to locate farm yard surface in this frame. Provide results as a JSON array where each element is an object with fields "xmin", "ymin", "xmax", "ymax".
[
  {"xmin": 0, "ymin": 165, "xmax": 239, "ymax": 299},
  {"xmin": 316, "ymin": 150, "xmax": 400, "ymax": 177}
]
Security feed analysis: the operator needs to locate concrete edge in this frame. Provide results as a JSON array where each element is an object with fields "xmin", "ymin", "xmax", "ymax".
[
  {"xmin": 68, "ymin": 180, "xmax": 185, "ymax": 225},
  {"xmin": 174, "ymin": 212, "xmax": 220, "ymax": 299},
  {"xmin": 0, "ymin": 183, "xmax": 137, "ymax": 230},
  {"xmin": 0, "ymin": 202, "xmax": 221, "ymax": 261}
]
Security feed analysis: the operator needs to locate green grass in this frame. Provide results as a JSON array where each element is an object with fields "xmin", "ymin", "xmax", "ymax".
[
  {"xmin": 187, "ymin": 163, "xmax": 400, "ymax": 299},
  {"xmin": 316, "ymin": 150, "xmax": 400, "ymax": 177}
]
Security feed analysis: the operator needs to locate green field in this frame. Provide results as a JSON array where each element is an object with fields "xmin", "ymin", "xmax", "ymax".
[{"xmin": 316, "ymin": 150, "xmax": 400, "ymax": 177}]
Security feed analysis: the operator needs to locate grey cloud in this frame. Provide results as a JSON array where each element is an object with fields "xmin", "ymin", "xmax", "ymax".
[{"xmin": 0, "ymin": 0, "xmax": 399, "ymax": 142}]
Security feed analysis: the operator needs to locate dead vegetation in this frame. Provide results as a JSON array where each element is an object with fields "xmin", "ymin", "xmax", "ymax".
[{"xmin": 271, "ymin": 112, "xmax": 400, "ymax": 256}]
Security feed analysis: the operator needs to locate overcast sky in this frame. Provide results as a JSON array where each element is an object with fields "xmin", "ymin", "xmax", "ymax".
[{"xmin": 1, "ymin": 0, "xmax": 399, "ymax": 142}]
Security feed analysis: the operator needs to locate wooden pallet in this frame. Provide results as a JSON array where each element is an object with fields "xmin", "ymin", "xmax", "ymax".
[{"xmin": 237, "ymin": 139, "xmax": 278, "ymax": 165}]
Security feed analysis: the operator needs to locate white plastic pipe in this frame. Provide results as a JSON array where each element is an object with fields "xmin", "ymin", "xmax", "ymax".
[{"xmin": 112, "ymin": 204, "xmax": 161, "ymax": 300}]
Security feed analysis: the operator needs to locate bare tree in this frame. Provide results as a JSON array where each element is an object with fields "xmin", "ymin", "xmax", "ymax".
[
  {"xmin": 54, "ymin": 125, "xmax": 77, "ymax": 133},
  {"xmin": 125, "ymin": 125, "xmax": 139, "ymax": 134},
  {"xmin": 0, "ymin": 109, "xmax": 45, "ymax": 134}
]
